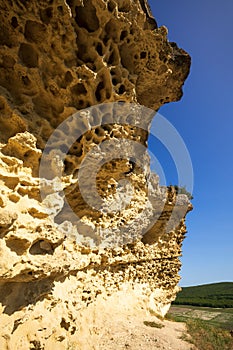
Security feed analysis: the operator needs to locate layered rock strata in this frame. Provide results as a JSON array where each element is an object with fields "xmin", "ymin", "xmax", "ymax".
[{"xmin": 0, "ymin": 0, "xmax": 191, "ymax": 349}]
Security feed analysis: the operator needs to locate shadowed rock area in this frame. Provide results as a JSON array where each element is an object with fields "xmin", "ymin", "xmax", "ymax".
[{"xmin": 0, "ymin": 1, "xmax": 192, "ymax": 349}]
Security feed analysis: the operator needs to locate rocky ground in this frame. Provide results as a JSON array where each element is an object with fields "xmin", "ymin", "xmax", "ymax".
[
  {"xmin": 98, "ymin": 312, "xmax": 195, "ymax": 350},
  {"xmin": 73, "ymin": 289, "xmax": 197, "ymax": 350}
]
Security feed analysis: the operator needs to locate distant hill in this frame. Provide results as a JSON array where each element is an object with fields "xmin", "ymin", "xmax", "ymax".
[{"xmin": 173, "ymin": 282, "xmax": 233, "ymax": 308}]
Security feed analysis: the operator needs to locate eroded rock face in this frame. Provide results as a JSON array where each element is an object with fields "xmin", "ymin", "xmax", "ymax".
[{"xmin": 0, "ymin": 1, "xmax": 191, "ymax": 349}]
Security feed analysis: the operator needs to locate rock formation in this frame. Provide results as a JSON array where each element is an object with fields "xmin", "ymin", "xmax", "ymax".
[{"xmin": 0, "ymin": 0, "xmax": 192, "ymax": 349}]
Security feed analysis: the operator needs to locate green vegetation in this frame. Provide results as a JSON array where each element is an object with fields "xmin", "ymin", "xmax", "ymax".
[
  {"xmin": 174, "ymin": 185, "xmax": 193, "ymax": 200},
  {"xmin": 167, "ymin": 283, "xmax": 233, "ymax": 348},
  {"xmin": 167, "ymin": 308, "xmax": 233, "ymax": 350},
  {"xmin": 173, "ymin": 282, "xmax": 233, "ymax": 308},
  {"xmin": 184, "ymin": 319, "xmax": 233, "ymax": 350},
  {"xmin": 168, "ymin": 305, "xmax": 233, "ymax": 330}
]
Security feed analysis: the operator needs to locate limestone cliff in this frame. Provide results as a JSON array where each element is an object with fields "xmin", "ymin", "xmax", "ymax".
[{"xmin": 0, "ymin": 1, "xmax": 192, "ymax": 349}]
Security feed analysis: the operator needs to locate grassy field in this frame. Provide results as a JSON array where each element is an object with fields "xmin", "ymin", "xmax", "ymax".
[
  {"xmin": 173, "ymin": 282, "xmax": 233, "ymax": 308},
  {"xmin": 167, "ymin": 305, "xmax": 233, "ymax": 350},
  {"xmin": 168, "ymin": 305, "xmax": 233, "ymax": 330}
]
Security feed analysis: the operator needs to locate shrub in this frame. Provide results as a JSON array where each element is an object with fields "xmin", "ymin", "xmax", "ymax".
[{"xmin": 185, "ymin": 319, "xmax": 233, "ymax": 350}]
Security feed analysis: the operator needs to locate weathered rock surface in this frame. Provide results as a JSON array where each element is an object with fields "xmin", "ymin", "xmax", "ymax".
[{"xmin": 0, "ymin": 0, "xmax": 191, "ymax": 349}]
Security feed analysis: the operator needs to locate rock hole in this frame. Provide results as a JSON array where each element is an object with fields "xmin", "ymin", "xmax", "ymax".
[
  {"xmin": 108, "ymin": 51, "xmax": 116, "ymax": 65},
  {"xmin": 93, "ymin": 136, "xmax": 100, "ymax": 144},
  {"xmin": 24, "ymin": 20, "xmax": 46, "ymax": 43},
  {"xmin": 66, "ymin": 0, "xmax": 72, "ymax": 8},
  {"xmin": 40, "ymin": 7, "xmax": 53, "ymax": 24},
  {"xmin": 85, "ymin": 131, "xmax": 92, "ymax": 142},
  {"xmin": 118, "ymin": 84, "xmax": 126, "ymax": 94},
  {"xmin": 118, "ymin": 1, "xmax": 130, "ymax": 12},
  {"xmin": 75, "ymin": 1, "xmax": 99, "ymax": 33},
  {"xmin": 112, "ymin": 78, "xmax": 117, "ymax": 85},
  {"xmin": 71, "ymin": 327, "xmax": 76, "ymax": 335},
  {"xmin": 61, "ymin": 34, "xmax": 67, "ymax": 43},
  {"xmin": 102, "ymin": 34, "xmax": 109, "ymax": 46},
  {"xmin": 60, "ymin": 318, "xmax": 70, "ymax": 331},
  {"xmin": 4, "ymin": 177, "xmax": 19, "ymax": 190},
  {"xmin": 102, "ymin": 125, "xmax": 112, "ymax": 133},
  {"xmin": 29, "ymin": 240, "xmax": 54, "ymax": 255},
  {"xmin": 22, "ymin": 76, "xmax": 31, "ymax": 86},
  {"xmin": 96, "ymin": 42, "xmax": 103, "ymax": 56},
  {"xmin": 105, "ymin": 19, "xmax": 118, "ymax": 42},
  {"xmin": 108, "ymin": 0, "xmax": 115, "ymax": 12},
  {"xmin": 106, "ymin": 91, "xmax": 111, "ymax": 99},
  {"xmin": 170, "ymin": 42, "xmax": 178, "ymax": 48},
  {"xmin": 24, "ymin": 150, "xmax": 31, "ymax": 158},
  {"xmin": 86, "ymin": 62, "xmax": 96, "ymax": 72},
  {"xmin": 95, "ymin": 127, "xmax": 105, "ymax": 137},
  {"xmin": 140, "ymin": 51, "xmax": 147, "ymax": 59},
  {"xmin": 19, "ymin": 43, "xmax": 38, "ymax": 68},
  {"xmin": 95, "ymin": 81, "xmax": 104, "ymax": 102},
  {"xmin": 6, "ymin": 238, "xmax": 30, "ymax": 255},
  {"xmin": 11, "ymin": 16, "xmax": 18, "ymax": 28},
  {"xmin": 76, "ymin": 44, "xmax": 86, "ymax": 62},
  {"xmin": 76, "ymin": 134, "xmax": 83, "ymax": 143},
  {"xmin": 61, "ymin": 71, "xmax": 73, "ymax": 87},
  {"xmin": 74, "ymin": 145, "xmax": 83, "ymax": 157},
  {"xmin": 65, "ymin": 71, "xmax": 73, "ymax": 83},
  {"xmin": 71, "ymin": 83, "xmax": 87, "ymax": 95},
  {"xmin": 57, "ymin": 5, "xmax": 63, "ymax": 13},
  {"xmin": 76, "ymin": 99, "xmax": 84, "ymax": 108},
  {"xmin": 64, "ymin": 159, "xmax": 74, "ymax": 174},
  {"xmin": 120, "ymin": 30, "xmax": 128, "ymax": 41},
  {"xmin": 9, "ymin": 194, "xmax": 20, "ymax": 203},
  {"xmin": 29, "ymin": 341, "xmax": 42, "ymax": 350},
  {"xmin": 0, "ymin": 98, "xmax": 5, "ymax": 110},
  {"xmin": 69, "ymin": 144, "xmax": 83, "ymax": 157}
]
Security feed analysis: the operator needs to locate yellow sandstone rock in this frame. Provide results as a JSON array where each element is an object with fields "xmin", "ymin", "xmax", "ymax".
[{"xmin": 0, "ymin": 1, "xmax": 192, "ymax": 349}]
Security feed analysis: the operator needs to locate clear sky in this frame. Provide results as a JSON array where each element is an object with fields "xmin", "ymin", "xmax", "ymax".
[{"xmin": 147, "ymin": 0, "xmax": 233, "ymax": 286}]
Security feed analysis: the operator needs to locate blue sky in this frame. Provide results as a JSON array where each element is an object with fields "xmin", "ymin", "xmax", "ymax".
[{"xmin": 148, "ymin": 0, "xmax": 233, "ymax": 286}]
